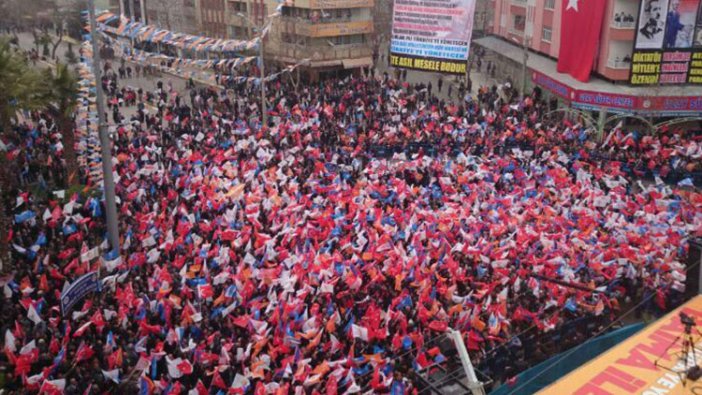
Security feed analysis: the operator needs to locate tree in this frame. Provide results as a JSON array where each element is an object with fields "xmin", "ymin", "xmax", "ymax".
[
  {"xmin": 0, "ymin": 38, "xmax": 51, "ymax": 272},
  {"xmin": 43, "ymin": 63, "xmax": 80, "ymax": 187},
  {"xmin": 66, "ymin": 43, "xmax": 78, "ymax": 64}
]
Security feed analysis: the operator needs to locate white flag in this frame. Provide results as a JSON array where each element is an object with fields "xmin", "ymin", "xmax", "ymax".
[
  {"xmin": 102, "ymin": 369, "xmax": 120, "ymax": 383},
  {"xmin": 351, "ymin": 324, "xmax": 369, "ymax": 342},
  {"xmin": 27, "ymin": 305, "xmax": 43, "ymax": 324}
]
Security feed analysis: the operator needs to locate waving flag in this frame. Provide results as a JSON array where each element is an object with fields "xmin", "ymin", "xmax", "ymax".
[{"xmin": 102, "ymin": 369, "xmax": 120, "ymax": 383}]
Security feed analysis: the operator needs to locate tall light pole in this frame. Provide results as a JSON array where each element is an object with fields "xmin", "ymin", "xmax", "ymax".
[
  {"xmin": 237, "ymin": 12, "xmax": 267, "ymax": 127},
  {"xmin": 88, "ymin": 0, "xmax": 121, "ymax": 267},
  {"xmin": 522, "ymin": 0, "xmax": 535, "ymax": 97}
]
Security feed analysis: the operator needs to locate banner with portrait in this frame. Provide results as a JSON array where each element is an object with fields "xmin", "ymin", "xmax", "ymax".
[
  {"xmin": 630, "ymin": 0, "xmax": 702, "ymax": 84},
  {"xmin": 636, "ymin": 0, "xmax": 670, "ymax": 49}
]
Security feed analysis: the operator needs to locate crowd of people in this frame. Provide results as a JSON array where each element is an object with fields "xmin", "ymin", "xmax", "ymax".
[{"xmin": 1, "ymin": 47, "xmax": 702, "ymax": 395}]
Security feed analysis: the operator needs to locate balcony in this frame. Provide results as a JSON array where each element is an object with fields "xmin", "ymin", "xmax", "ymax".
[
  {"xmin": 279, "ymin": 18, "xmax": 373, "ymax": 37},
  {"xmin": 269, "ymin": 44, "xmax": 372, "ymax": 65},
  {"xmin": 227, "ymin": 14, "xmax": 249, "ymax": 27},
  {"xmin": 607, "ymin": 58, "xmax": 631, "ymax": 69}
]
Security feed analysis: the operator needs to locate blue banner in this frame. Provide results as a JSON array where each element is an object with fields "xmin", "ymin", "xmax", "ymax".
[{"xmin": 61, "ymin": 271, "xmax": 99, "ymax": 315}]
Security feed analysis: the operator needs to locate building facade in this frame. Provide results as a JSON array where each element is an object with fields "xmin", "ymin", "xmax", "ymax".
[
  {"xmin": 223, "ymin": 0, "xmax": 375, "ymax": 79},
  {"xmin": 145, "ymin": 0, "xmax": 200, "ymax": 34},
  {"xmin": 490, "ymin": 0, "xmax": 638, "ymax": 82},
  {"xmin": 480, "ymin": 0, "xmax": 701, "ymax": 118},
  {"xmin": 200, "ymin": 0, "xmax": 227, "ymax": 37}
]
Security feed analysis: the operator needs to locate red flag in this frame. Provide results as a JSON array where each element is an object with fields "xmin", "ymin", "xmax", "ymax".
[
  {"xmin": 75, "ymin": 342, "xmax": 94, "ymax": 363},
  {"xmin": 195, "ymin": 379, "xmax": 208, "ymax": 395},
  {"xmin": 211, "ymin": 370, "xmax": 227, "ymax": 389},
  {"xmin": 326, "ymin": 374, "xmax": 338, "ymax": 395},
  {"xmin": 556, "ymin": 0, "xmax": 607, "ymax": 82}
]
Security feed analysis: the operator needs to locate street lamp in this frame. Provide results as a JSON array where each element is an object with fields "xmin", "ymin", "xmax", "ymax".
[
  {"xmin": 88, "ymin": 0, "xmax": 121, "ymax": 273},
  {"xmin": 237, "ymin": 12, "xmax": 267, "ymax": 127}
]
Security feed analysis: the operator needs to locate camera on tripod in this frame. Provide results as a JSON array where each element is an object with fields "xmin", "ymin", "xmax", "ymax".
[{"xmin": 681, "ymin": 312, "xmax": 696, "ymax": 331}]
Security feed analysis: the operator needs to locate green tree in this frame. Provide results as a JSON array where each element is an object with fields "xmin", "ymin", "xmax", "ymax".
[
  {"xmin": 0, "ymin": 38, "xmax": 51, "ymax": 271},
  {"xmin": 44, "ymin": 63, "xmax": 80, "ymax": 187}
]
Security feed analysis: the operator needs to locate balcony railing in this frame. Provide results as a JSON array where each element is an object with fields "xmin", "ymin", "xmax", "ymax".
[
  {"xmin": 279, "ymin": 18, "xmax": 373, "ymax": 37},
  {"xmin": 611, "ymin": 20, "xmax": 636, "ymax": 29},
  {"xmin": 269, "ymin": 44, "xmax": 372, "ymax": 62},
  {"xmin": 607, "ymin": 58, "xmax": 631, "ymax": 69}
]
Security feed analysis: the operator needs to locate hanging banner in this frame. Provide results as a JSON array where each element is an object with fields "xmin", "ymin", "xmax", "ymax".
[
  {"xmin": 630, "ymin": 0, "xmax": 702, "ymax": 84},
  {"xmin": 60, "ymin": 271, "xmax": 99, "ymax": 315},
  {"xmin": 389, "ymin": 0, "xmax": 475, "ymax": 75}
]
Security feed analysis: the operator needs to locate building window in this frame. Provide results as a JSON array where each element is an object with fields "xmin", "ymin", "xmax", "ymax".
[
  {"xmin": 232, "ymin": 2, "xmax": 247, "ymax": 12},
  {"xmin": 542, "ymin": 27, "xmax": 552, "ymax": 42},
  {"xmin": 544, "ymin": 0, "xmax": 555, "ymax": 10},
  {"xmin": 513, "ymin": 15, "xmax": 525, "ymax": 31}
]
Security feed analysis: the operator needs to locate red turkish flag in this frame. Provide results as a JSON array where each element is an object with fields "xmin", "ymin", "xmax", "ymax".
[
  {"xmin": 556, "ymin": 0, "xmax": 606, "ymax": 82},
  {"xmin": 211, "ymin": 370, "xmax": 227, "ymax": 389}
]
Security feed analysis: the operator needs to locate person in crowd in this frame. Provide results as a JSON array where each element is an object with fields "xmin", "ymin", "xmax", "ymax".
[{"xmin": 1, "ymin": 45, "xmax": 701, "ymax": 395}]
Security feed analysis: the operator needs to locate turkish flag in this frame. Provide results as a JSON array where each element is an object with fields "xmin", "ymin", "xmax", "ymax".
[{"xmin": 556, "ymin": 0, "xmax": 606, "ymax": 82}]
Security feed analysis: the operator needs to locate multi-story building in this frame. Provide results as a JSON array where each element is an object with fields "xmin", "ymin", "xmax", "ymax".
[
  {"xmin": 224, "ymin": 0, "xmax": 375, "ymax": 80},
  {"xmin": 479, "ymin": 0, "xmax": 701, "ymax": 119},
  {"xmin": 145, "ymin": 0, "xmax": 200, "ymax": 34},
  {"xmin": 111, "ymin": 0, "xmax": 374, "ymax": 79},
  {"xmin": 110, "ymin": 0, "xmax": 201, "ymax": 34},
  {"xmin": 200, "ymin": 0, "xmax": 227, "ymax": 37},
  {"xmin": 490, "ymin": 0, "xmax": 641, "ymax": 82}
]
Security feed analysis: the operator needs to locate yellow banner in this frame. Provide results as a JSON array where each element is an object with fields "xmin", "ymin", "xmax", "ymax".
[
  {"xmin": 389, "ymin": 54, "xmax": 466, "ymax": 75},
  {"xmin": 541, "ymin": 295, "xmax": 702, "ymax": 395}
]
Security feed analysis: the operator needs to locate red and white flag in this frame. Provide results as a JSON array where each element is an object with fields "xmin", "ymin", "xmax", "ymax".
[{"xmin": 556, "ymin": 0, "xmax": 607, "ymax": 82}]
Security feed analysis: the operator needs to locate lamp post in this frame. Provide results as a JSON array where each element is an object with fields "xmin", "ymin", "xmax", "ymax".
[
  {"xmin": 88, "ymin": 0, "xmax": 121, "ymax": 271},
  {"xmin": 522, "ymin": 0, "xmax": 535, "ymax": 97},
  {"xmin": 237, "ymin": 12, "xmax": 267, "ymax": 127}
]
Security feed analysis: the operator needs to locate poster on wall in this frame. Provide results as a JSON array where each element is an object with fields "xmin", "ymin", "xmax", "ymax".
[
  {"xmin": 630, "ymin": 0, "xmax": 702, "ymax": 84},
  {"xmin": 635, "ymin": 0, "xmax": 670, "ymax": 49},
  {"xmin": 388, "ymin": 0, "xmax": 475, "ymax": 75},
  {"xmin": 663, "ymin": 0, "xmax": 700, "ymax": 48},
  {"xmin": 693, "ymin": 1, "xmax": 702, "ymax": 46}
]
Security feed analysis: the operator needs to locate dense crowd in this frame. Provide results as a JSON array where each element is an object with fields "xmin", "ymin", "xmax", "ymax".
[{"xmin": 1, "ymin": 57, "xmax": 702, "ymax": 395}]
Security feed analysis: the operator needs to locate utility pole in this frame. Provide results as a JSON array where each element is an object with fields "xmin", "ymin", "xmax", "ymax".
[
  {"xmin": 522, "ymin": 34, "xmax": 529, "ymax": 97},
  {"xmin": 140, "ymin": 0, "xmax": 147, "ymax": 23},
  {"xmin": 522, "ymin": 0, "xmax": 535, "ymax": 97},
  {"xmin": 88, "ymin": 0, "xmax": 121, "ymax": 271},
  {"xmin": 259, "ymin": 27, "xmax": 267, "ymax": 127},
  {"xmin": 238, "ymin": 12, "xmax": 267, "ymax": 127},
  {"xmin": 448, "ymin": 329, "xmax": 486, "ymax": 395}
]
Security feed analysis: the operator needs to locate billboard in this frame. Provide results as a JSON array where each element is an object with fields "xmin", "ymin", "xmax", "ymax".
[
  {"xmin": 630, "ymin": 0, "xmax": 702, "ymax": 84},
  {"xmin": 389, "ymin": 0, "xmax": 475, "ymax": 75}
]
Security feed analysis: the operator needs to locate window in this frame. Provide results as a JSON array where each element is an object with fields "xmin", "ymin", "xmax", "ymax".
[
  {"xmin": 513, "ymin": 15, "xmax": 525, "ymax": 31},
  {"xmin": 232, "ymin": 2, "xmax": 247, "ymax": 12},
  {"xmin": 542, "ymin": 27, "xmax": 552, "ymax": 42},
  {"xmin": 544, "ymin": 0, "xmax": 555, "ymax": 10}
]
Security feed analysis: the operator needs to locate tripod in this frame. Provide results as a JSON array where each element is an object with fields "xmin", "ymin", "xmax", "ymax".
[{"xmin": 655, "ymin": 315, "xmax": 702, "ymax": 387}]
